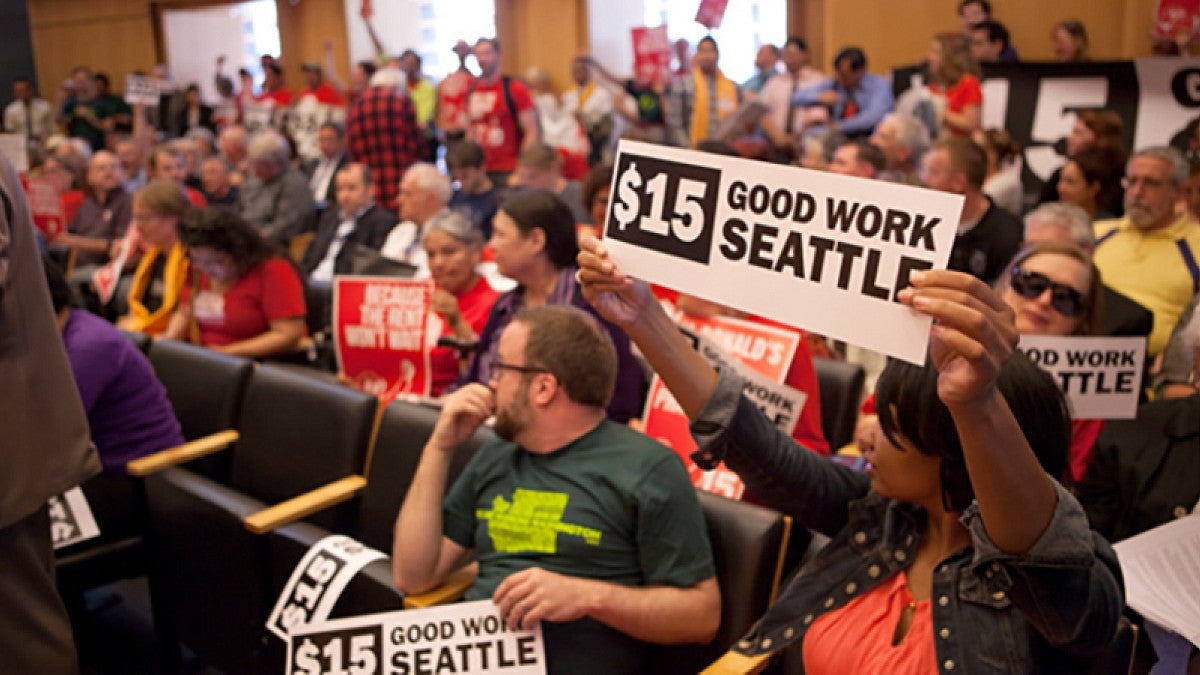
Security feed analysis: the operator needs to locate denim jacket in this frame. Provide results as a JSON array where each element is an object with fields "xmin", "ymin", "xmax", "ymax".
[{"xmin": 690, "ymin": 371, "xmax": 1124, "ymax": 674}]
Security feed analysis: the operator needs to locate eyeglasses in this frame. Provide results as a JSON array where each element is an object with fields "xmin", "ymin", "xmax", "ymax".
[
  {"xmin": 1009, "ymin": 268, "xmax": 1087, "ymax": 317},
  {"xmin": 491, "ymin": 361, "xmax": 551, "ymax": 377}
]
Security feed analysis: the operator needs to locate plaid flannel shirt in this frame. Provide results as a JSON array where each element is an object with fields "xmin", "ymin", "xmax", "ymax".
[{"xmin": 347, "ymin": 87, "xmax": 423, "ymax": 212}]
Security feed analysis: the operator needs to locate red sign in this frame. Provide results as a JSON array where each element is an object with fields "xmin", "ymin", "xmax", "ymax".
[
  {"xmin": 1154, "ymin": 0, "xmax": 1200, "ymax": 39},
  {"xmin": 642, "ymin": 312, "xmax": 800, "ymax": 500},
  {"xmin": 334, "ymin": 277, "xmax": 434, "ymax": 401},
  {"xmin": 21, "ymin": 175, "xmax": 65, "ymax": 239},
  {"xmin": 93, "ymin": 227, "xmax": 140, "ymax": 305},
  {"xmin": 631, "ymin": 26, "xmax": 673, "ymax": 86},
  {"xmin": 695, "ymin": 0, "xmax": 730, "ymax": 30}
]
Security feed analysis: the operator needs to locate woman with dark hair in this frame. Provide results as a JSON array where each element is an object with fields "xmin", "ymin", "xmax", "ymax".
[
  {"xmin": 1038, "ymin": 108, "xmax": 1126, "ymax": 210},
  {"xmin": 1053, "ymin": 19, "xmax": 1090, "ymax": 62},
  {"xmin": 976, "ymin": 127, "xmax": 1022, "ymax": 215},
  {"xmin": 580, "ymin": 161, "xmax": 614, "ymax": 240},
  {"xmin": 926, "ymin": 33, "xmax": 982, "ymax": 138},
  {"xmin": 117, "ymin": 179, "xmax": 191, "ymax": 335},
  {"xmin": 458, "ymin": 188, "xmax": 644, "ymax": 422},
  {"xmin": 577, "ymin": 238, "xmax": 1122, "ymax": 672},
  {"xmin": 162, "ymin": 207, "xmax": 307, "ymax": 359},
  {"xmin": 999, "ymin": 242, "xmax": 1107, "ymax": 482},
  {"xmin": 1056, "ymin": 146, "xmax": 1124, "ymax": 220}
]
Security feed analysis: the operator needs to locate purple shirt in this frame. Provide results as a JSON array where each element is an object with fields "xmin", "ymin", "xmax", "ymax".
[{"xmin": 62, "ymin": 309, "xmax": 184, "ymax": 473}]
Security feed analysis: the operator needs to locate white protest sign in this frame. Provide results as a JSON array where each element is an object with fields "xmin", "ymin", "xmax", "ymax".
[
  {"xmin": 603, "ymin": 140, "xmax": 963, "ymax": 365},
  {"xmin": 0, "ymin": 133, "xmax": 28, "ymax": 173},
  {"xmin": 1017, "ymin": 335, "xmax": 1146, "ymax": 419},
  {"xmin": 288, "ymin": 600, "xmax": 545, "ymax": 675},
  {"xmin": 49, "ymin": 487, "xmax": 100, "ymax": 550},
  {"xmin": 124, "ymin": 75, "xmax": 163, "ymax": 106},
  {"xmin": 267, "ymin": 535, "xmax": 389, "ymax": 641}
]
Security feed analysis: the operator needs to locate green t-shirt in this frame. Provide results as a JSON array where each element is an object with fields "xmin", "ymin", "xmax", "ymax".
[{"xmin": 444, "ymin": 420, "xmax": 715, "ymax": 598}]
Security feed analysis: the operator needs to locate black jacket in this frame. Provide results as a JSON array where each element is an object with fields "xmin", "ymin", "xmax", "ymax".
[{"xmin": 299, "ymin": 203, "xmax": 397, "ymax": 279}]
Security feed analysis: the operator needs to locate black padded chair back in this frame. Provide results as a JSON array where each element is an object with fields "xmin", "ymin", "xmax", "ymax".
[
  {"xmin": 813, "ymin": 357, "xmax": 865, "ymax": 450},
  {"xmin": 357, "ymin": 400, "xmax": 492, "ymax": 552},
  {"xmin": 1085, "ymin": 617, "xmax": 1138, "ymax": 675},
  {"xmin": 148, "ymin": 339, "xmax": 253, "ymax": 441},
  {"xmin": 646, "ymin": 491, "xmax": 791, "ymax": 675},
  {"xmin": 230, "ymin": 364, "xmax": 378, "ymax": 509},
  {"xmin": 119, "ymin": 328, "xmax": 152, "ymax": 353}
]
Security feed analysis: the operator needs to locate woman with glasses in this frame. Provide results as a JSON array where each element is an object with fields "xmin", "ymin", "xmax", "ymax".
[
  {"xmin": 422, "ymin": 211, "xmax": 500, "ymax": 396},
  {"xmin": 576, "ymin": 237, "xmax": 1121, "ymax": 673},
  {"xmin": 457, "ymin": 188, "xmax": 644, "ymax": 423},
  {"xmin": 162, "ymin": 207, "xmax": 307, "ymax": 359},
  {"xmin": 999, "ymin": 242, "xmax": 1105, "ymax": 483}
]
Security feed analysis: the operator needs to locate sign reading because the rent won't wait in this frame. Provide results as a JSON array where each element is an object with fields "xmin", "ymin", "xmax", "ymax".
[{"xmin": 602, "ymin": 140, "xmax": 963, "ymax": 365}]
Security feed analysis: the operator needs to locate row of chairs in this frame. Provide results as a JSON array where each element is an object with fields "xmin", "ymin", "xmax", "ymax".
[{"xmin": 58, "ymin": 338, "xmax": 797, "ymax": 674}]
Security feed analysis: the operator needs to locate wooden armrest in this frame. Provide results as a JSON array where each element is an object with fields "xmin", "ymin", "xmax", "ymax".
[
  {"xmin": 403, "ymin": 563, "xmax": 479, "ymax": 609},
  {"xmin": 243, "ymin": 474, "xmax": 367, "ymax": 535},
  {"xmin": 701, "ymin": 650, "xmax": 772, "ymax": 675},
  {"xmin": 126, "ymin": 429, "xmax": 240, "ymax": 477}
]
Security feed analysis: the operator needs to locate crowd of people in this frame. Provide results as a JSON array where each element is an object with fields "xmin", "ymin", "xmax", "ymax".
[{"xmin": 5, "ymin": 0, "xmax": 1200, "ymax": 671}]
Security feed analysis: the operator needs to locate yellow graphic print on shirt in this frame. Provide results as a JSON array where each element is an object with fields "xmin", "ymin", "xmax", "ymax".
[{"xmin": 476, "ymin": 488, "xmax": 602, "ymax": 553}]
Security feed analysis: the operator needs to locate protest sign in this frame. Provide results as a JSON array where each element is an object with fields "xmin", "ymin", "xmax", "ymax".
[
  {"xmin": 0, "ymin": 133, "xmax": 28, "ymax": 173},
  {"xmin": 1017, "ymin": 335, "xmax": 1146, "ymax": 419},
  {"xmin": 124, "ymin": 75, "xmax": 162, "ymax": 106},
  {"xmin": 1154, "ymin": 0, "xmax": 1200, "ymax": 39},
  {"xmin": 603, "ymin": 140, "xmax": 962, "ymax": 365},
  {"xmin": 21, "ymin": 175, "xmax": 66, "ymax": 238},
  {"xmin": 288, "ymin": 99, "xmax": 348, "ymax": 161},
  {"xmin": 93, "ymin": 227, "xmax": 140, "ymax": 305},
  {"xmin": 642, "ymin": 321, "xmax": 804, "ymax": 500},
  {"xmin": 288, "ymin": 600, "xmax": 545, "ymax": 675},
  {"xmin": 49, "ymin": 487, "xmax": 100, "ymax": 550},
  {"xmin": 334, "ymin": 276, "xmax": 434, "ymax": 401},
  {"xmin": 267, "ymin": 535, "xmax": 388, "ymax": 641},
  {"xmin": 695, "ymin": 0, "xmax": 730, "ymax": 29},
  {"xmin": 631, "ymin": 26, "xmax": 672, "ymax": 86}
]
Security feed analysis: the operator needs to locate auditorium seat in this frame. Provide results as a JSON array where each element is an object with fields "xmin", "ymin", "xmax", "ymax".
[
  {"xmin": 262, "ymin": 399, "xmax": 493, "ymax": 670},
  {"xmin": 146, "ymin": 339, "xmax": 253, "ymax": 482},
  {"xmin": 812, "ymin": 357, "xmax": 865, "ymax": 450},
  {"xmin": 647, "ymin": 491, "xmax": 791, "ymax": 675},
  {"xmin": 144, "ymin": 364, "xmax": 378, "ymax": 673}
]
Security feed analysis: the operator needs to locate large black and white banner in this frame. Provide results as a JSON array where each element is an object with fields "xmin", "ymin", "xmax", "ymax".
[{"xmin": 896, "ymin": 58, "xmax": 1200, "ymax": 193}]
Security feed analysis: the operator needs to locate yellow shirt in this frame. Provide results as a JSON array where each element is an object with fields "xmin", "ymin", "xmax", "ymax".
[{"xmin": 1094, "ymin": 214, "xmax": 1200, "ymax": 354}]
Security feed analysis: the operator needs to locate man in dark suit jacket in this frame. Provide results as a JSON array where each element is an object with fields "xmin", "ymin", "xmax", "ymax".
[
  {"xmin": 300, "ymin": 162, "xmax": 397, "ymax": 284},
  {"xmin": 171, "ymin": 84, "xmax": 216, "ymax": 138},
  {"xmin": 301, "ymin": 121, "xmax": 349, "ymax": 214}
]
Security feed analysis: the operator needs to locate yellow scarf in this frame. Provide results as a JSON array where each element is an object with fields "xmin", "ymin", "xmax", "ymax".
[
  {"xmin": 124, "ymin": 242, "xmax": 189, "ymax": 336},
  {"xmin": 689, "ymin": 67, "xmax": 739, "ymax": 147},
  {"xmin": 578, "ymin": 82, "xmax": 596, "ymax": 108}
]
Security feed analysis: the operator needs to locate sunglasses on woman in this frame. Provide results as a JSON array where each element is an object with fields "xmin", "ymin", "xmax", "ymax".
[{"xmin": 1009, "ymin": 267, "xmax": 1087, "ymax": 317}]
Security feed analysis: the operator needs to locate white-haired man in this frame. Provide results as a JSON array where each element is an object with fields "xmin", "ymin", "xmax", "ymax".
[
  {"xmin": 380, "ymin": 162, "xmax": 451, "ymax": 272},
  {"xmin": 239, "ymin": 130, "xmax": 316, "ymax": 243}
]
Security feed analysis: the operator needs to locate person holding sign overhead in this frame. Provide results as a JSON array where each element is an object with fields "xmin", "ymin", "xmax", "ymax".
[{"xmin": 577, "ymin": 236, "xmax": 1122, "ymax": 673}]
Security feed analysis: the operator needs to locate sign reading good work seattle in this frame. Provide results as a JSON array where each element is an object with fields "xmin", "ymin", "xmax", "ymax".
[{"xmin": 603, "ymin": 140, "xmax": 963, "ymax": 364}]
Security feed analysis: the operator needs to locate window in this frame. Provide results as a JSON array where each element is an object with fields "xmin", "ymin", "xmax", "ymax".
[{"xmin": 643, "ymin": 0, "xmax": 786, "ymax": 83}]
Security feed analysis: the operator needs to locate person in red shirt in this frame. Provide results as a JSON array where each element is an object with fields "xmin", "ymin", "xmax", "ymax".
[
  {"xmin": 257, "ymin": 62, "xmax": 294, "ymax": 107},
  {"xmin": 437, "ymin": 40, "xmax": 476, "ymax": 143},
  {"xmin": 926, "ymin": 33, "xmax": 982, "ymax": 138},
  {"xmin": 299, "ymin": 62, "xmax": 345, "ymax": 106},
  {"xmin": 465, "ymin": 38, "xmax": 540, "ymax": 186},
  {"xmin": 422, "ymin": 211, "xmax": 500, "ymax": 395},
  {"xmin": 163, "ymin": 207, "xmax": 306, "ymax": 359}
]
